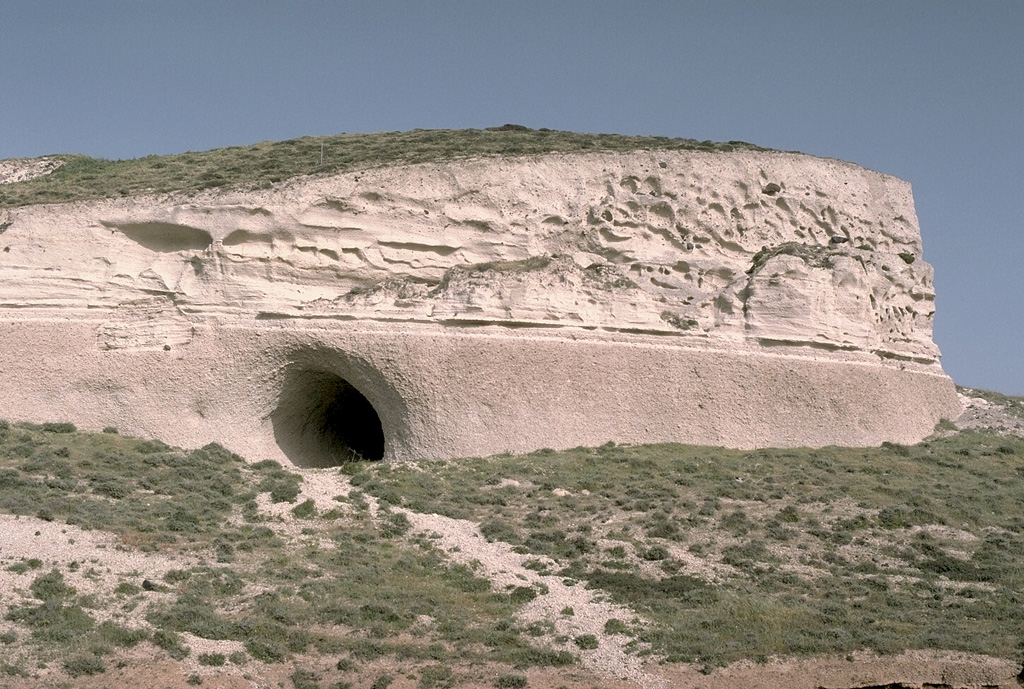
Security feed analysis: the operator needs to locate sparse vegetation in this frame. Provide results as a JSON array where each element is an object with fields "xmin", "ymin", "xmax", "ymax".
[
  {"xmin": 958, "ymin": 385, "xmax": 1024, "ymax": 421},
  {"xmin": 0, "ymin": 420, "xmax": 574, "ymax": 683},
  {"xmin": 198, "ymin": 652, "xmax": 226, "ymax": 666},
  {"xmin": 62, "ymin": 654, "xmax": 106, "ymax": 677},
  {"xmin": 356, "ymin": 428, "xmax": 1024, "ymax": 666},
  {"xmin": 2, "ymin": 407, "xmax": 1023, "ymax": 682},
  {"xmin": 495, "ymin": 674, "xmax": 528, "ymax": 688},
  {"xmin": 0, "ymin": 128, "xmax": 770, "ymax": 208}
]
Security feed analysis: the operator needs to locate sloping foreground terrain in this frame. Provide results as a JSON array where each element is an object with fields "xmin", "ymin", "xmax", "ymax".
[{"xmin": 0, "ymin": 388, "xmax": 1021, "ymax": 689}]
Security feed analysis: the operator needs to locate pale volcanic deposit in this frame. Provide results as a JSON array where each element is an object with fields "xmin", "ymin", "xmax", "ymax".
[{"xmin": 0, "ymin": 144, "xmax": 961, "ymax": 464}]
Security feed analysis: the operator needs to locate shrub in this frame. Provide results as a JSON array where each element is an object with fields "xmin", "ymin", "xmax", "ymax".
[
  {"xmin": 152, "ymin": 629, "xmax": 190, "ymax": 659},
  {"xmin": 509, "ymin": 586, "xmax": 537, "ymax": 604},
  {"xmin": 6, "ymin": 598, "xmax": 95, "ymax": 642},
  {"xmin": 495, "ymin": 674, "xmax": 528, "ymax": 688},
  {"xmin": 291, "ymin": 499, "xmax": 317, "ymax": 519},
  {"xmin": 381, "ymin": 512, "xmax": 411, "ymax": 538},
  {"xmin": 881, "ymin": 441, "xmax": 911, "ymax": 456},
  {"xmin": 604, "ymin": 618, "xmax": 629, "ymax": 634},
  {"xmin": 418, "ymin": 664, "xmax": 454, "ymax": 688},
  {"xmin": 480, "ymin": 518, "xmax": 520, "ymax": 544},
  {"xmin": 41, "ymin": 422, "xmax": 76, "ymax": 433},
  {"xmin": 641, "ymin": 545, "xmax": 669, "ymax": 561},
  {"xmin": 573, "ymin": 634, "xmax": 598, "ymax": 650},
  {"xmin": 63, "ymin": 654, "xmax": 105, "ymax": 677},
  {"xmin": 198, "ymin": 652, "xmax": 226, "ymax": 666},
  {"xmin": 370, "ymin": 675, "xmax": 394, "ymax": 689},
  {"xmin": 30, "ymin": 569, "xmax": 74, "ymax": 601},
  {"xmin": 96, "ymin": 621, "xmax": 148, "ymax": 647},
  {"xmin": 6, "ymin": 558, "xmax": 42, "ymax": 574},
  {"xmin": 291, "ymin": 668, "xmax": 322, "ymax": 689}
]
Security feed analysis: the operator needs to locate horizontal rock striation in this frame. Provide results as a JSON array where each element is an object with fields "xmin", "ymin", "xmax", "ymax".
[{"xmin": 0, "ymin": 149, "xmax": 961, "ymax": 463}]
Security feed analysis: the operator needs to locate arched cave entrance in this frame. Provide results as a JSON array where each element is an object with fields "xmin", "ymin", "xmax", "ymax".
[{"xmin": 271, "ymin": 367, "xmax": 386, "ymax": 468}]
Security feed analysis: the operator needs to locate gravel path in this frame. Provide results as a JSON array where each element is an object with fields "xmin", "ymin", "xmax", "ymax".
[{"xmin": 0, "ymin": 514, "xmax": 193, "ymax": 624}]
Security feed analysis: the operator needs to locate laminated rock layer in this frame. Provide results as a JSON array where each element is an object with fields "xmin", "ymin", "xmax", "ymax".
[{"xmin": 0, "ymin": 150, "xmax": 961, "ymax": 463}]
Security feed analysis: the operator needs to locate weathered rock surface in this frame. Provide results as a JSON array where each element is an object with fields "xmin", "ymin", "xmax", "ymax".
[{"xmin": 0, "ymin": 149, "xmax": 961, "ymax": 463}]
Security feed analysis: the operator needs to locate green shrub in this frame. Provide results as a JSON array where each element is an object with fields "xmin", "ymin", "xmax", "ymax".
[
  {"xmin": 291, "ymin": 499, "xmax": 317, "ymax": 518},
  {"xmin": 480, "ymin": 518, "xmax": 520, "ymax": 544},
  {"xmin": 495, "ymin": 674, "xmax": 528, "ymax": 688},
  {"xmin": 6, "ymin": 558, "xmax": 42, "ymax": 574},
  {"xmin": 96, "ymin": 621, "xmax": 148, "ymax": 647},
  {"xmin": 198, "ymin": 652, "xmax": 226, "ymax": 666},
  {"xmin": 30, "ymin": 569, "xmax": 74, "ymax": 601},
  {"xmin": 6, "ymin": 598, "xmax": 95, "ymax": 642},
  {"xmin": 41, "ymin": 422, "xmax": 76, "ymax": 433},
  {"xmin": 418, "ymin": 664, "xmax": 454, "ymax": 689},
  {"xmin": 152, "ymin": 629, "xmax": 190, "ymax": 659},
  {"xmin": 509, "ymin": 586, "xmax": 537, "ymax": 604},
  {"xmin": 641, "ymin": 545, "xmax": 669, "ymax": 561},
  {"xmin": 381, "ymin": 512, "xmax": 411, "ymax": 538},
  {"xmin": 573, "ymin": 634, "xmax": 598, "ymax": 650},
  {"xmin": 370, "ymin": 674, "xmax": 394, "ymax": 689},
  {"xmin": 291, "ymin": 668, "xmax": 322, "ymax": 689},
  {"xmin": 63, "ymin": 654, "xmax": 105, "ymax": 677},
  {"xmin": 604, "ymin": 619, "xmax": 629, "ymax": 634}
]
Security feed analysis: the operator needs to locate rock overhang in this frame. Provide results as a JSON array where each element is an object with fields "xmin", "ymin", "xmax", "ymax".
[{"xmin": 0, "ymin": 146, "xmax": 962, "ymax": 463}]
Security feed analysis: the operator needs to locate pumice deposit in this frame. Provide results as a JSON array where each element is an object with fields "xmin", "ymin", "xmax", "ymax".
[{"xmin": 0, "ymin": 134, "xmax": 961, "ymax": 464}]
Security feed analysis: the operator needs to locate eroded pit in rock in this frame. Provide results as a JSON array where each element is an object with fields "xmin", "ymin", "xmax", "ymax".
[{"xmin": 271, "ymin": 367, "xmax": 385, "ymax": 467}]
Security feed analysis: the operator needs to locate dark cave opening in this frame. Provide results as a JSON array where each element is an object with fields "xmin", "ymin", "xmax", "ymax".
[{"xmin": 271, "ymin": 368, "xmax": 386, "ymax": 468}]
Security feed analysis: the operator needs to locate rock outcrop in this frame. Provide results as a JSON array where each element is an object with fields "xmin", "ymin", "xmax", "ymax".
[{"xmin": 0, "ymin": 147, "xmax": 961, "ymax": 464}]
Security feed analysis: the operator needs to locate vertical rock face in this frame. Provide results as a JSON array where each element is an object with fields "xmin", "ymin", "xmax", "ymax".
[{"xmin": 0, "ymin": 150, "xmax": 960, "ymax": 463}]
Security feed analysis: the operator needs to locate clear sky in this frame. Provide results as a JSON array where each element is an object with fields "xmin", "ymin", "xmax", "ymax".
[{"xmin": 2, "ymin": 1, "xmax": 1022, "ymax": 394}]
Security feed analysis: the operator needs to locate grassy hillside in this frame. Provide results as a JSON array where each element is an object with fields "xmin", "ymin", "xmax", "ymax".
[
  {"xmin": 1, "ymin": 414, "xmax": 1022, "ymax": 687},
  {"xmin": 0, "ymin": 126, "xmax": 768, "ymax": 209},
  {"xmin": 356, "ymin": 432, "xmax": 1024, "ymax": 666}
]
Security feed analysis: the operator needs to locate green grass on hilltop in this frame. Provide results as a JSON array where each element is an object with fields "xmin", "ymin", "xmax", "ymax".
[{"xmin": 0, "ymin": 126, "xmax": 769, "ymax": 208}]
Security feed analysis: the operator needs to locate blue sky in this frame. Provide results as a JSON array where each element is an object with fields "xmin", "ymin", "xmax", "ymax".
[{"xmin": 2, "ymin": 1, "xmax": 1022, "ymax": 394}]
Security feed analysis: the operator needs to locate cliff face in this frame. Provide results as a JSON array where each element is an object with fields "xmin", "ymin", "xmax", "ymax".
[{"xmin": 0, "ymin": 150, "xmax": 960, "ymax": 463}]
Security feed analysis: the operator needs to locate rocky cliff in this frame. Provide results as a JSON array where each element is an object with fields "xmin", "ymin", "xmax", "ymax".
[{"xmin": 0, "ymin": 140, "xmax": 961, "ymax": 463}]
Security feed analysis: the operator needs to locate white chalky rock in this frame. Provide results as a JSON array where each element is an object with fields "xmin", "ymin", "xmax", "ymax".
[{"xmin": 0, "ymin": 150, "xmax": 960, "ymax": 464}]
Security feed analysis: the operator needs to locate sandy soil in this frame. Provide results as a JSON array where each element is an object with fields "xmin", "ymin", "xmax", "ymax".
[{"xmin": 0, "ymin": 156, "xmax": 64, "ymax": 185}]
